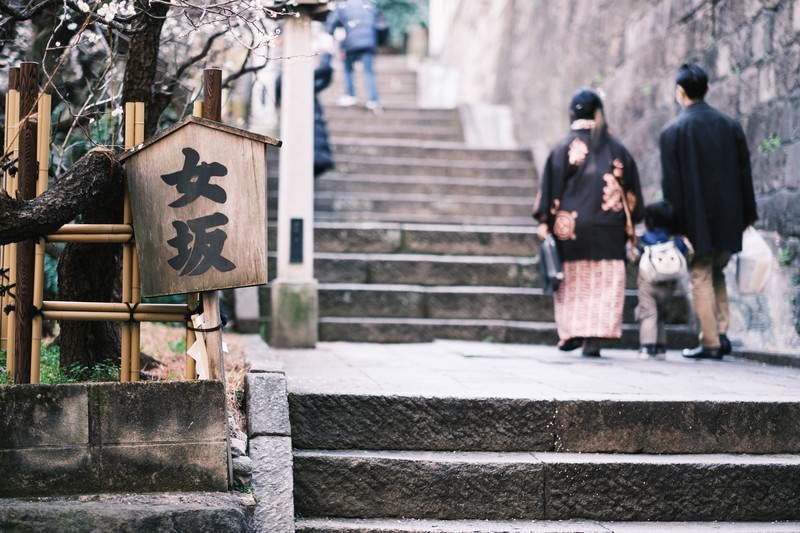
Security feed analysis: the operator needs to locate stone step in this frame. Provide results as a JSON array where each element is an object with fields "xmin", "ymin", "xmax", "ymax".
[
  {"xmin": 267, "ymin": 222, "xmax": 539, "ymax": 256},
  {"xmin": 331, "ymin": 139, "xmax": 532, "ymax": 163},
  {"xmin": 314, "ymin": 211, "xmax": 538, "ymax": 226},
  {"xmin": 0, "ymin": 492, "xmax": 254, "ymax": 532},
  {"xmin": 334, "ymin": 155, "xmax": 536, "ymax": 179},
  {"xmin": 293, "ymin": 449, "xmax": 800, "ymax": 521},
  {"xmin": 304, "ymin": 284, "xmax": 687, "ymax": 323},
  {"xmin": 329, "ymin": 126, "xmax": 463, "ymax": 142},
  {"xmin": 322, "ymin": 96, "xmax": 419, "ymax": 107},
  {"xmin": 312, "ymin": 191, "xmax": 536, "ymax": 219},
  {"xmin": 314, "ymin": 317, "xmax": 696, "ymax": 348},
  {"xmin": 267, "ymin": 195, "xmax": 536, "ymax": 222},
  {"xmin": 295, "ymin": 518, "xmax": 800, "ymax": 533},
  {"xmin": 314, "ymin": 174, "xmax": 534, "ymax": 197},
  {"xmin": 289, "ymin": 394, "xmax": 800, "ymax": 454},
  {"xmin": 324, "ymin": 106, "xmax": 459, "ymax": 122},
  {"xmin": 267, "ymin": 252, "xmax": 538, "ymax": 287}
]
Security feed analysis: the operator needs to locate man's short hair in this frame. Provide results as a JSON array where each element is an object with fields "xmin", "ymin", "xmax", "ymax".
[{"xmin": 676, "ymin": 63, "xmax": 708, "ymax": 100}]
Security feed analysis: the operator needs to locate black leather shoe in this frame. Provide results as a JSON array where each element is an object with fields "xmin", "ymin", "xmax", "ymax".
[
  {"xmin": 719, "ymin": 334, "xmax": 732, "ymax": 356},
  {"xmin": 682, "ymin": 345, "xmax": 722, "ymax": 360},
  {"xmin": 558, "ymin": 337, "xmax": 583, "ymax": 352},
  {"xmin": 582, "ymin": 338, "xmax": 601, "ymax": 357},
  {"xmin": 655, "ymin": 344, "xmax": 667, "ymax": 354}
]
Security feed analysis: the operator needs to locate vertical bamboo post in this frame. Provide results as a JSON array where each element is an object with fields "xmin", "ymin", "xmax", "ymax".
[
  {"xmin": 120, "ymin": 102, "xmax": 135, "ymax": 382},
  {"xmin": 128, "ymin": 101, "xmax": 145, "ymax": 382},
  {"xmin": 1, "ymin": 90, "xmax": 9, "ymax": 354},
  {"xmin": 13, "ymin": 61, "xmax": 38, "ymax": 384},
  {"xmin": 30, "ymin": 92, "xmax": 50, "ymax": 384},
  {"xmin": 201, "ymin": 68, "xmax": 225, "ymax": 383},
  {"xmin": 184, "ymin": 101, "xmax": 204, "ymax": 380},
  {"xmin": 4, "ymin": 67, "xmax": 19, "ymax": 377}
]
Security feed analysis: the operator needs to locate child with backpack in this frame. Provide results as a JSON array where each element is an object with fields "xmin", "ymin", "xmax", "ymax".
[{"xmin": 636, "ymin": 200, "xmax": 692, "ymax": 360}]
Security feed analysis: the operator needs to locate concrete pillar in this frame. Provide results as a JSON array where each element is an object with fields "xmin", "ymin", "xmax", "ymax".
[{"xmin": 271, "ymin": 13, "xmax": 318, "ymax": 348}]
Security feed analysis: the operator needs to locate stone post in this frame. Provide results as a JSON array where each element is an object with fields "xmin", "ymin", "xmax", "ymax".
[{"xmin": 270, "ymin": 12, "xmax": 318, "ymax": 348}]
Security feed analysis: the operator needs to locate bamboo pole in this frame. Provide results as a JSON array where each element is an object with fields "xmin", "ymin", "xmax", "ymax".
[
  {"xmin": 30, "ymin": 92, "xmax": 50, "ymax": 384},
  {"xmin": 121, "ymin": 102, "xmax": 135, "ymax": 382},
  {"xmin": 47, "ymin": 234, "xmax": 133, "ymax": 244},
  {"xmin": 42, "ymin": 311, "xmax": 186, "ymax": 323},
  {"xmin": 129, "ymin": 102, "xmax": 145, "ymax": 382},
  {"xmin": 1, "ymin": 91, "xmax": 9, "ymax": 353},
  {"xmin": 5, "ymin": 70, "xmax": 20, "ymax": 378},
  {"xmin": 130, "ymin": 247, "xmax": 141, "ymax": 382},
  {"xmin": 54, "ymin": 224, "xmax": 133, "ymax": 235},
  {"xmin": 43, "ymin": 301, "xmax": 187, "ymax": 314}
]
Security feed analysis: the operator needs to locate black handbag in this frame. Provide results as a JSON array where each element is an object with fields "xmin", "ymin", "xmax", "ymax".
[{"xmin": 539, "ymin": 234, "xmax": 563, "ymax": 295}]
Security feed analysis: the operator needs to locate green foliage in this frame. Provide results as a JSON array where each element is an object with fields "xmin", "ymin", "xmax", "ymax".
[
  {"xmin": 759, "ymin": 133, "xmax": 783, "ymax": 155},
  {"xmin": 44, "ymin": 248, "xmax": 60, "ymax": 297},
  {"xmin": 778, "ymin": 247, "xmax": 795, "ymax": 267},
  {"xmin": 0, "ymin": 349, "xmax": 7, "ymax": 384},
  {"xmin": 37, "ymin": 344, "xmax": 120, "ymax": 384},
  {"xmin": 169, "ymin": 338, "xmax": 187, "ymax": 353},
  {"xmin": 375, "ymin": 0, "xmax": 428, "ymax": 48}
]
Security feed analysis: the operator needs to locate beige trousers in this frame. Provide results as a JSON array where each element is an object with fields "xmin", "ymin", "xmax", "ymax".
[
  {"xmin": 636, "ymin": 277, "xmax": 675, "ymax": 346},
  {"xmin": 690, "ymin": 251, "xmax": 731, "ymax": 348}
]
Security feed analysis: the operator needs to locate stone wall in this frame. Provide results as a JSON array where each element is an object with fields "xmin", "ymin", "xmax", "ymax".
[
  {"xmin": 0, "ymin": 381, "xmax": 228, "ymax": 496},
  {"xmin": 435, "ymin": 0, "xmax": 800, "ymax": 235}
]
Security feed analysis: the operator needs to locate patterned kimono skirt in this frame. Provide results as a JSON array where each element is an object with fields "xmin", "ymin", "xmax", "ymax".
[{"xmin": 554, "ymin": 259, "xmax": 626, "ymax": 341}]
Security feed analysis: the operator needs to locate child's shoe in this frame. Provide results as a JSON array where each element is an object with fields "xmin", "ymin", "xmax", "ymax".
[{"xmin": 639, "ymin": 344, "xmax": 666, "ymax": 361}]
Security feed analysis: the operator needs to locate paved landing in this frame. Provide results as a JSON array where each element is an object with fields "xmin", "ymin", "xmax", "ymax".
[{"xmin": 259, "ymin": 341, "xmax": 800, "ymax": 401}]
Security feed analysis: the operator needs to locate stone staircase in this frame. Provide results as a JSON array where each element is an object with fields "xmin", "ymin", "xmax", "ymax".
[
  {"xmin": 290, "ymin": 394, "xmax": 800, "ymax": 530},
  {"xmin": 262, "ymin": 55, "xmax": 693, "ymax": 349}
]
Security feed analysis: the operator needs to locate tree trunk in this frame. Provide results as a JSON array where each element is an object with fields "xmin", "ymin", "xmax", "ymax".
[{"xmin": 56, "ymin": 3, "xmax": 170, "ymax": 372}]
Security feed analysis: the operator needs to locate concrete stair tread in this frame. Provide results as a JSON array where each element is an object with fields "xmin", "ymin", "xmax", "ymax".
[
  {"xmin": 312, "ymin": 221, "xmax": 537, "ymax": 232},
  {"xmin": 315, "ymin": 212, "xmax": 537, "ymax": 226},
  {"xmin": 296, "ymin": 252, "xmax": 538, "ymax": 264},
  {"xmin": 331, "ymin": 137, "xmax": 526, "ymax": 153},
  {"xmin": 295, "ymin": 448, "xmax": 800, "ymax": 465},
  {"xmin": 335, "ymin": 154, "xmax": 535, "ymax": 170},
  {"xmin": 319, "ymin": 316, "xmax": 689, "ymax": 330},
  {"xmin": 295, "ymin": 518, "xmax": 800, "ymax": 533},
  {"xmin": 319, "ymin": 174, "xmax": 534, "ymax": 187},
  {"xmin": 316, "ymin": 283, "xmax": 649, "ymax": 296},
  {"xmin": 315, "ymin": 190, "xmax": 535, "ymax": 205}
]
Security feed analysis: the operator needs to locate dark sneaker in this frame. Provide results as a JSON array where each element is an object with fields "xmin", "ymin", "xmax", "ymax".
[
  {"xmin": 682, "ymin": 345, "xmax": 722, "ymax": 360},
  {"xmin": 719, "ymin": 334, "xmax": 733, "ymax": 356}
]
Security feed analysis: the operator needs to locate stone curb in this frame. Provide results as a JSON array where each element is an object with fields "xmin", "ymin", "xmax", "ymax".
[{"xmin": 246, "ymin": 366, "xmax": 295, "ymax": 533}]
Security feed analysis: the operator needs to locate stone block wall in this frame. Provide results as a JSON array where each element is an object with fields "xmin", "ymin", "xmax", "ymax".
[
  {"xmin": 436, "ymin": 0, "xmax": 800, "ymax": 236},
  {"xmin": 0, "ymin": 381, "xmax": 228, "ymax": 496}
]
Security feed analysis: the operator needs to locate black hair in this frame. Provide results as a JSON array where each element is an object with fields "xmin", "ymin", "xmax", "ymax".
[
  {"xmin": 645, "ymin": 200, "xmax": 676, "ymax": 232},
  {"xmin": 675, "ymin": 63, "xmax": 708, "ymax": 100}
]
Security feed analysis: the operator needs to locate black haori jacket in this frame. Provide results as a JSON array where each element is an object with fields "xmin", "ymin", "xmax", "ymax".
[
  {"xmin": 660, "ymin": 102, "xmax": 758, "ymax": 257},
  {"xmin": 534, "ymin": 128, "xmax": 644, "ymax": 262}
]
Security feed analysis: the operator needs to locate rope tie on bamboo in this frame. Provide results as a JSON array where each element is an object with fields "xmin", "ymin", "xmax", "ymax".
[
  {"xmin": 0, "ymin": 267, "xmax": 9, "ymax": 279},
  {"xmin": 3, "ymin": 304, "xmax": 14, "ymax": 315},
  {"xmin": 30, "ymin": 305, "xmax": 43, "ymax": 317},
  {"xmin": 183, "ymin": 304, "xmax": 202, "ymax": 323},
  {"xmin": 185, "ymin": 314, "xmax": 228, "ymax": 333},
  {"xmin": 125, "ymin": 302, "xmax": 139, "ymax": 322},
  {"xmin": 0, "ymin": 282, "xmax": 16, "ymax": 298}
]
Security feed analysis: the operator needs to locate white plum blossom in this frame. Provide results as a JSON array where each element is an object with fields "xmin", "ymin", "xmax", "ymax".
[{"xmin": 76, "ymin": 0, "xmax": 90, "ymax": 13}]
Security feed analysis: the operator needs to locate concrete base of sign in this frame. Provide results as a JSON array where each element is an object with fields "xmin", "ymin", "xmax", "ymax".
[{"xmin": 269, "ymin": 280, "xmax": 318, "ymax": 348}]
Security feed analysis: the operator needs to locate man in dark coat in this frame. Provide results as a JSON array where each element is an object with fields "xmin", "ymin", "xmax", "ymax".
[{"xmin": 660, "ymin": 63, "xmax": 758, "ymax": 360}]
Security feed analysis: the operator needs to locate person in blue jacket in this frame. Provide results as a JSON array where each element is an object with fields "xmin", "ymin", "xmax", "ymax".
[{"xmin": 326, "ymin": 0, "xmax": 384, "ymax": 111}]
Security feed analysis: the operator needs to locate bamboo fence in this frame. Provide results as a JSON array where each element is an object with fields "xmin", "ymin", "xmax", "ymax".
[{"xmin": 0, "ymin": 62, "xmax": 205, "ymax": 384}]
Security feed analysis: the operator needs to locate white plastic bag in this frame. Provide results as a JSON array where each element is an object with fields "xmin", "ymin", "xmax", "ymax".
[{"xmin": 736, "ymin": 227, "xmax": 771, "ymax": 295}]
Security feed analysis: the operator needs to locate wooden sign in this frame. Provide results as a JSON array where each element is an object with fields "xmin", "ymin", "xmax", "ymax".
[{"xmin": 122, "ymin": 116, "xmax": 280, "ymax": 297}]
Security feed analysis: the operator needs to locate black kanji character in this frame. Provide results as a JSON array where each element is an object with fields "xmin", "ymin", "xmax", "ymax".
[
  {"xmin": 161, "ymin": 147, "xmax": 228, "ymax": 207},
  {"xmin": 167, "ymin": 212, "xmax": 236, "ymax": 276}
]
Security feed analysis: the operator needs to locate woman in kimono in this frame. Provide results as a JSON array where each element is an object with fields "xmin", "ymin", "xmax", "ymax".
[{"xmin": 533, "ymin": 89, "xmax": 644, "ymax": 357}]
